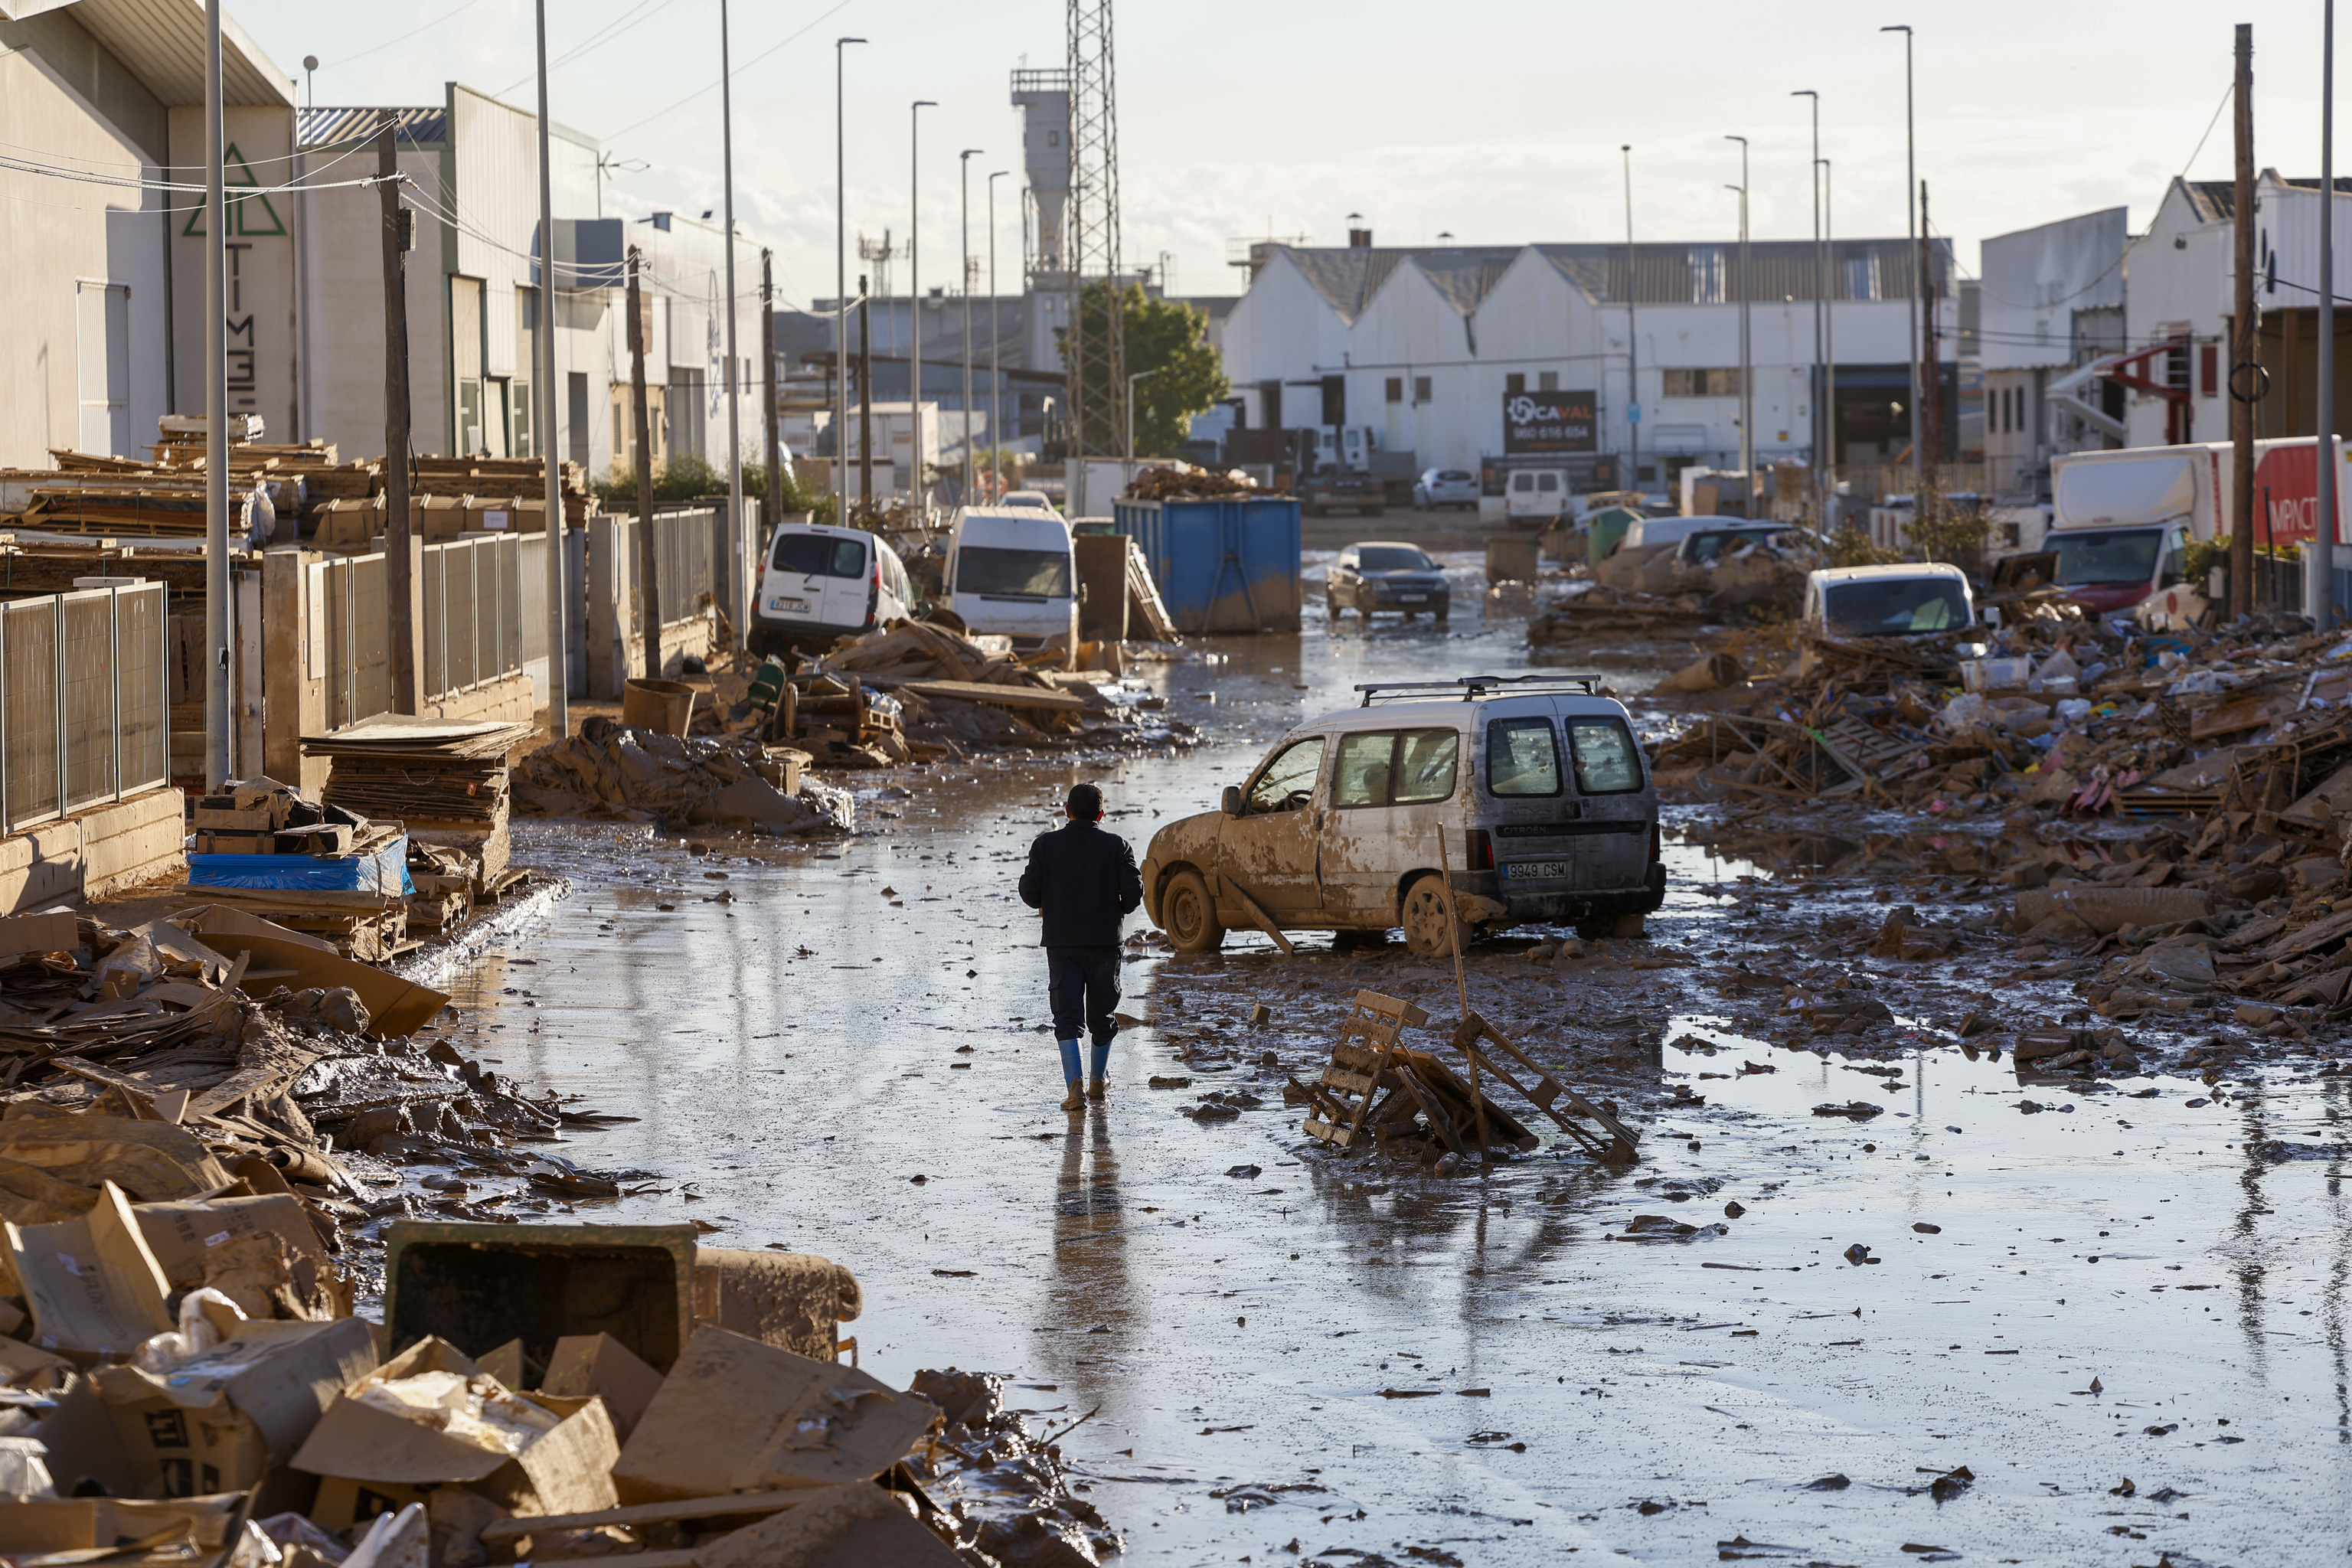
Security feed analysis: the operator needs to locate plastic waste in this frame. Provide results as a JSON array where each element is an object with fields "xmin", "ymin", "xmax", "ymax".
[{"xmin": 132, "ymin": 1288, "xmax": 247, "ymax": 1374}]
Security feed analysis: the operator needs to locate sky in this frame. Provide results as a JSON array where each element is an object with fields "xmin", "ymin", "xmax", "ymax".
[{"xmin": 228, "ymin": 0, "xmax": 2330, "ymax": 311}]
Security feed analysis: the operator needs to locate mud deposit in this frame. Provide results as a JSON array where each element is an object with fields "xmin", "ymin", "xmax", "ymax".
[{"xmin": 436, "ymin": 566, "xmax": 2348, "ymax": 1565}]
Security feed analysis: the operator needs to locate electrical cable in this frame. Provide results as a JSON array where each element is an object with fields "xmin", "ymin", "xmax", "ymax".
[
  {"xmin": 601, "ymin": 0, "xmax": 858, "ymax": 142},
  {"xmin": 321, "ymin": 0, "xmax": 498, "ymax": 69}
]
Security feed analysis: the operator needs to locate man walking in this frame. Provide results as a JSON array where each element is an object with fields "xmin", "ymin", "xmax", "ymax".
[{"xmin": 1018, "ymin": 783, "xmax": 1144, "ymax": 1111}]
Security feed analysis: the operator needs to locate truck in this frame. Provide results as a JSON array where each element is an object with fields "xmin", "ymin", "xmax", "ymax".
[{"xmin": 2046, "ymin": 437, "xmax": 2352, "ymax": 621}]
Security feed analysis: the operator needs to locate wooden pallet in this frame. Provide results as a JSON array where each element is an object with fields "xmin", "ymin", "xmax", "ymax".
[
  {"xmin": 1302, "ymin": 991, "xmax": 1427, "ymax": 1148},
  {"xmin": 1446, "ymin": 1011, "xmax": 1641, "ymax": 1163}
]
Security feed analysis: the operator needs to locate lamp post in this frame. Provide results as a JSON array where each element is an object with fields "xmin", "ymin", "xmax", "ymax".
[
  {"xmin": 988, "ymin": 169, "xmax": 1008, "ymax": 501},
  {"xmin": 1126, "ymin": 367, "xmax": 1161, "ymax": 466},
  {"xmin": 1883, "ymin": 23, "xmax": 1919, "ymax": 495},
  {"xmin": 1724, "ymin": 134, "xmax": 1752, "ymax": 485},
  {"xmin": 1793, "ymin": 89, "xmax": 1823, "ymax": 518},
  {"xmin": 2317, "ymin": 0, "xmax": 2339, "ymax": 626},
  {"xmin": 959, "ymin": 148, "xmax": 982, "ymax": 507},
  {"xmin": 834, "ymin": 37, "xmax": 864, "ymax": 521},
  {"xmin": 1819, "ymin": 155, "xmax": 1837, "ymax": 524},
  {"xmin": 909, "ymin": 100, "xmax": 936, "ymax": 510},
  {"xmin": 719, "ymin": 0, "xmax": 746, "ymax": 643},
  {"xmin": 534, "ymin": 0, "xmax": 565, "ymax": 727},
  {"xmin": 1621, "ymin": 144, "xmax": 1638, "ymax": 498}
]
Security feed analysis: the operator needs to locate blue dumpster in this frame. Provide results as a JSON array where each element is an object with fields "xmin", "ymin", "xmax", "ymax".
[{"xmin": 1112, "ymin": 495, "xmax": 1302, "ymax": 635}]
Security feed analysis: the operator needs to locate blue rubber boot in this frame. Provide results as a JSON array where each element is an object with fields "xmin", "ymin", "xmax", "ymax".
[
  {"xmin": 1086, "ymin": 1040, "xmax": 1111, "ymax": 1102},
  {"xmin": 1057, "ymin": 1040, "xmax": 1083, "ymax": 1110}
]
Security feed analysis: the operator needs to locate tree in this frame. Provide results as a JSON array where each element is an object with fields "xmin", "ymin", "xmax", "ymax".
[{"xmin": 1056, "ymin": 280, "xmax": 1230, "ymax": 458}]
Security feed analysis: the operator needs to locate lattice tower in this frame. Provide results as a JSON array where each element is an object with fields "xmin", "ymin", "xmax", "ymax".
[{"xmin": 1063, "ymin": 0, "xmax": 1122, "ymax": 458}]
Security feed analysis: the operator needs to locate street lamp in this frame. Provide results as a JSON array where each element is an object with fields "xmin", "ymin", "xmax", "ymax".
[
  {"xmin": 1793, "ymin": 89, "xmax": 1824, "ymax": 518},
  {"xmin": 834, "ymin": 37, "xmax": 865, "ymax": 520},
  {"xmin": 909, "ymin": 100, "xmax": 935, "ymax": 508},
  {"xmin": 1126, "ymin": 367, "xmax": 1161, "ymax": 466},
  {"xmin": 1621, "ymin": 145, "xmax": 1637, "ymax": 498},
  {"xmin": 959, "ymin": 148, "xmax": 982, "ymax": 508},
  {"xmin": 1819, "ymin": 156, "xmax": 1837, "ymax": 521},
  {"xmin": 1883, "ymin": 24, "xmax": 1919, "ymax": 494},
  {"xmin": 988, "ymin": 169, "xmax": 1008, "ymax": 500},
  {"xmin": 1724, "ymin": 134, "xmax": 1752, "ymax": 485}
]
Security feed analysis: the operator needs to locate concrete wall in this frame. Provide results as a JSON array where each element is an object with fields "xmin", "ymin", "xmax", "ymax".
[
  {"xmin": 296, "ymin": 139, "xmax": 448, "ymax": 458},
  {"xmin": 0, "ymin": 787, "xmax": 185, "ymax": 915},
  {"xmin": 167, "ymin": 104, "xmax": 298, "ymax": 439},
  {"xmin": 0, "ymin": 25, "xmax": 173, "ymax": 469}
]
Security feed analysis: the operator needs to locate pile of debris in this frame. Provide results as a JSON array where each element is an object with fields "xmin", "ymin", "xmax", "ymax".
[
  {"xmin": 1122, "ymin": 464, "xmax": 1259, "ymax": 501},
  {"xmin": 1530, "ymin": 536, "xmax": 1811, "ymax": 648},
  {"xmin": 307, "ymin": 716, "xmax": 533, "ymax": 900},
  {"xmin": 513, "ymin": 718, "xmax": 853, "ymax": 835}
]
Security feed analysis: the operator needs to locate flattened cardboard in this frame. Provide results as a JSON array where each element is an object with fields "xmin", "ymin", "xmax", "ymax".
[
  {"xmin": 90, "ymin": 1315, "xmax": 376, "ymax": 1499},
  {"xmin": 5, "ymin": 1181, "xmax": 173, "ymax": 1361},
  {"xmin": 611, "ymin": 1327, "xmax": 938, "ymax": 1504},
  {"xmin": 290, "ymin": 1338, "xmax": 618, "ymax": 1521},
  {"xmin": 180, "ymin": 906, "xmax": 449, "ymax": 1035},
  {"xmin": 135, "ymin": 1194, "xmax": 330, "ymax": 1293},
  {"xmin": 543, "ymin": 1333, "xmax": 665, "ymax": 1442},
  {"xmin": 694, "ymin": 1481, "xmax": 962, "ymax": 1568},
  {"xmin": 0, "ymin": 1494, "xmax": 249, "ymax": 1555},
  {"xmin": 0, "ymin": 913, "xmax": 77, "ymax": 960}
]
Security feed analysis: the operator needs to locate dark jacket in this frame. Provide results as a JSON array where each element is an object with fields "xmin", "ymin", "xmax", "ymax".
[{"xmin": 1019, "ymin": 818, "xmax": 1144, "ymax": 947}]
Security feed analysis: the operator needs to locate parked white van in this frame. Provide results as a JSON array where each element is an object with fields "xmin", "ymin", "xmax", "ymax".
[
  {"xmin": 945, "ymin": 506, "xmax": 1080, "ymax": 658},
  {"xmin": 1803, "ymin": 563, "xmax": 1975, "ymax": 637},
  {"xmin": 1503, "ymin": 468, "xmax": 1570, "ymax": 528},
  {"xmin": 749, "ymin": 522, "xmax": 914, "ymax": 656},
  {"xmin": 1141, "ymin": 676, "xmax": 1664, "ymax": 954}
]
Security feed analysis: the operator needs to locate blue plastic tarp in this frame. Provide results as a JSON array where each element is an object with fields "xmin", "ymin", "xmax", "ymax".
[{"xmin": 188, "ymin": 834, "xmax": 413, "ymax": 896}]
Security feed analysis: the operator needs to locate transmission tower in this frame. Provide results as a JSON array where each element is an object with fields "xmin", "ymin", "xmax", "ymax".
[{"xmin": 1063, "ymin": 0, "xmax": 1122, "ymax": 459}]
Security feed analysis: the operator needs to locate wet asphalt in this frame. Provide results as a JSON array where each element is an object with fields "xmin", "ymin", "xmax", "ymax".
[{"xmin": 437, "ymin": 552, "xmax": 2352, "ymax": 1566}]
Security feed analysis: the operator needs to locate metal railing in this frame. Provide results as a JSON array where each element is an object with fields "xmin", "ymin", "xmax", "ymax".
[
  {"xmin": 650, "ymin": 508, "xmax": 718, "ymax": 626},
  {"xmin": 0, "ymin": 583, "xmax": 169, "ymax": 834},
  {"xmin": 321, "ymin": 534, "xmax": 526, "ymax": 731}
]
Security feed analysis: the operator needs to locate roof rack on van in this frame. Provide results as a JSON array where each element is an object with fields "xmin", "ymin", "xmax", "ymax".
[{"xmin": 1354, "ymin": 675, "xmax": 1601, "ymax": 706}]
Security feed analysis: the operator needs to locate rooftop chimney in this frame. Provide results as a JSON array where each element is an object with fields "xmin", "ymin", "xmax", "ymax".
[{"xmin": 1348, "ymin": 227, "xmax": 1373, "ymax": 248}]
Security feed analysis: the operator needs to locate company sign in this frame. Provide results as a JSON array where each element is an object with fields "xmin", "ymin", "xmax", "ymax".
[{"xmin": 1502, "ymin": 390, "xmax": 1595, "ymax": 454}]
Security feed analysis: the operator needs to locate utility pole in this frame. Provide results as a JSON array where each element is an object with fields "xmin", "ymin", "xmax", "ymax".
[
  {"xmin": 719, "ymin": 0, "xmax": 745, "ymax": 645},
  {"xmin": 1919, "ymin": 180, "xmax": 1941, "ymax": 518},
  {"xmin": 203, "ymin": 0, "xmax": 230, "ymax": 787},
  {"xmin": 2232, "ymin": 23, "xmax": 2256, "ymax": 618},
  {"xmin": 629, "ymin": 246, "xmax": 658, "ymax": 679},
  {"xmin": 1622, "ymin": 145, "xmax": 1638, "ymax": 497},
  {"xmin": 2317, "ymin": 0, "xmax": 2339, "ymax": 628},
  {"xmin": 989, "ymin": 169, "xmax": 1008, "ymax": 501},
  {"xmin": 960, "ymin": 148, "xmax": 982, "ymax": 507},
  {"xmin": 1821, "ymin": 156, "xmax": 1838, "ymax": 525},
  {"xmin": 1725, "ymin": 135, "xmax": 1753, "ymax": 489},
  {"xmin": 1883, "ymin": 24, "xmax": 1919, "ymax": 495},
  {"xmin": 377, "ymin": 113, "xmax": 417, "ymax": 716},
  {"xmin": 1795, "ymin": 89, "xmax": 1824, "ymax": 519},
  {"xmin": 835, "ymin": 37, "xmax": 865, "ymax": 522},
  {"xmin": 761, "ymin": 248, "xmax": 780, "ymax": 528},
  {"xmin": 910, "ymin": 100, "xmax": 936, "ymax": 509},
  {"xmin": 534, "ymin": 0, "xmax": 567, "ymax": 736},
  {"xmin": 857, "ymin": 273, "xmax": 874, "ymax": 505}
]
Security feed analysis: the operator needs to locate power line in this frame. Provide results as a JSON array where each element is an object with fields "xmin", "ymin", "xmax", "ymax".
[
  {"xmin": 603, "ymin": 0, "xmax": 858, "ymax": 142},
  {"xmin": 494, "ymin": 0, "xmax": 683, "ymax": 96},
  {"xmin": 322, "ymin": 0, "xmax": 498, "ymax": 69}
]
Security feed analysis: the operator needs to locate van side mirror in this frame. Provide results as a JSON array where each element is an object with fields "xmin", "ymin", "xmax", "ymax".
[{"xmin": 1221, "ymin": 786, "xmax": 1243, "ymax": 817}]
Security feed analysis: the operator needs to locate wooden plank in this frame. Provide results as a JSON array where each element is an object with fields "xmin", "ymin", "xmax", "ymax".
[
  {"xmin": 1223, "ymin": 879, "xmax": 1296, "ymax": 956},
  {"xmin": 479, "ymin": 1491, "xmax": 813, "ymax": 1545},
  {"xmin": 1451, "ymin": 1011, "xmax": 1639, "ymax": 1162},
  {"xmin": 900, "ymin": 679, "xmax": 1085, "ymax": 714},
  {"xmin": 1354, "ymin": 990, "xmax": 1431, "ymax": 1028}
]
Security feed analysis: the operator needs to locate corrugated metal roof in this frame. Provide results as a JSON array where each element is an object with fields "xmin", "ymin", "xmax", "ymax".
[
  {"xmin": 48, "ymin": 0, "xmax": 292, "ymax": 106},
  {"xmin": 299, "ymin": 105, "xmax": 447, "ymax": 149}
]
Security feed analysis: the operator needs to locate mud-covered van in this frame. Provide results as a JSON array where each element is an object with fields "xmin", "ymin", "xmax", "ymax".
[{"xmin": 1141, "ymin": 676, "xmax": 1664, "ymax": 954}]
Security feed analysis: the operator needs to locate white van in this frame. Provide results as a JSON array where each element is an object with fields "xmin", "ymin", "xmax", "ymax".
[
  {"xmin": 749, "ymin": 522, "xmax": 914, "ymax": 656},
  {"xmin": 945, "ymin": 506, "xmax": 1080, "ymax": 658},
  {"xmin": 1622, "ymin": 514, "xmax": 1752, "ymax": 552},
  {"xmin": 1804, "ymin": 564, "xmax": 1975, "ymax": 636},
  {"xmin": 1504, "ymin": 468, "xmax": 1569, "ymax": 528}
]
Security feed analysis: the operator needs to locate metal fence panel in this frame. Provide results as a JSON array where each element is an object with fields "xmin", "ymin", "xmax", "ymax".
[
  {"xmin": 116, "ymin": 584, "xmax": 167, "ymax": 795},
  {"xmin": 3, "ymin": 601, "xmax": 61, "ymax": 829},
  {"xmin": 60, "ymin": 590, "xmax": 116, "ymax": 811},
  {"xmin": 518, "ymin": 531, "xmax": 547, "ymax": 664}
]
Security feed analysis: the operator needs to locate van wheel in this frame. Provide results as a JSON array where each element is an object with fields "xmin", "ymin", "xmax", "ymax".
[
  {"xmin": 1163, "ymin": 870, "xmax": 1225, "ymax": 953},
  {"xmin": 1400, "ymin": 874, "xmax": 1471, "ymax": 957}
]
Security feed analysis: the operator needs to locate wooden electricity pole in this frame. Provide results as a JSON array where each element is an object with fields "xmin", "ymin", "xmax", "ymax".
[
  {"xmin": 2231, "ymin": 24, "xmax": 2258, "ymax": 616},
  {"xmin": 628, "ymin": 246, "xmax": 659, "ymax": 679},
  {"xmin": 377, "ymin": 113, "xmax": 418, "ymax": 714}
]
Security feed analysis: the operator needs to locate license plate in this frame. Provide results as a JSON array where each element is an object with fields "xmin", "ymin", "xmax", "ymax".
[
  {"xmin": 1505, "ymin": 860, "xmax": 1573, "ymax": 880},
  {"xmin": 769, "ymin": 596, "xmax": 808, "ymax": 613},
  {"xmin": 1394, "ymin": 593, "xmax": 1428, "ymax": 603}
]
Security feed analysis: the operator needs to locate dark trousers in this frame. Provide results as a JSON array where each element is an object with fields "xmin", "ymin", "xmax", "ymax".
[{"xmin": 1047, "ymin": 946, "xmax": 1122, "ymax": 1048}]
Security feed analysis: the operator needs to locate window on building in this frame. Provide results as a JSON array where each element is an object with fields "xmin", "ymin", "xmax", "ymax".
[
  {"xmin": 1505, "ymin": 374, "xmax": 1526, "ymax": 395},
  {"xmin": 1386, "ymin": 377, "xmax": 1403, "ymax": 404},
  {"xmin": 1662, "ymin": 369, "xmax": 1742, "ymax": 397},
  {"xmin": 1538, "ymin": 371, "xmax": 1558, "ymax": 392},
  {"xmin": 1413, "ymin": 376, "xmax": 1432, "ymax": 403},
  {"xmin": 1688, "ymin": 247, "xmax": 1726, "ymax": 304},
  {"xmin": 1843, "ymin": 253, "xmax": 1881, "ymax": 302}
]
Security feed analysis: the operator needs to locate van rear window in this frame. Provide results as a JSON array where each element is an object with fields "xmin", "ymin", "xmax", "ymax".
[
  {"xmin": 773, "ymin": 532, "xmax": 865, "ymax": 577},
  {"xmin": 1566, "ymin": 717, "xmax": 1643, "ymax": 795},
  {"xmin": 957, "ymin": 546, "xmax": 1072, "ymax": 597},
  {"xmin": 1485, "ymin": 717, "xmax": 1560, "ymax": 797}
]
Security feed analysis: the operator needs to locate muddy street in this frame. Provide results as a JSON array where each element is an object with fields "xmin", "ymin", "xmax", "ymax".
[{"xmin": 438, "ymin": 565, "xmax": 2352, "ymax": 1566}]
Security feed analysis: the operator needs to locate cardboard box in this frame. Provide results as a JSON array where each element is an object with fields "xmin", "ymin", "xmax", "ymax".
[
  {"xmin": 135, "ymin": 1193, "xmax": 334, "ymax": 1298},
  {"xmin": 90, "ymin": 1316, "xmax": 376, "ymax": 1500},
  {"xmin": 611, "ymin": 1327, "xmax": 937, "ymax": 1504},
  {"xmin": 415, "ymin": 495, "xmax": 470, "ymax": 542},
  {"xmin": 542, "ymin": 1333, "xmax": 665, "ymax": 1442},
  {"xmin": 194, "ymin": 830, "xmax": 276, "ymax": 855},
  {"xmin": 275, "ymin": 824, "xmax": 354, "ymax": 856},
  {"xmin": 181, "ymin": 906, "xmax": 448, "ymax": 1036},
  {"xmin": 0, "ymin": 912, "xmax": 77, "ymax": 960},
  {"xmin": 291, "ymin": 1338, "xmax": 619, "ymax": 1527},
  {"xmin": 0, "ymin": 1494, "xmax": 251, "ymax": 1557},
  {"xmin": 4, "ymin": 1183, "xmax": 173, "ymax": 1362},
  {"xmin": 312, "ymin": 498, "xmax": 385, "ymax": 550},
  {"xmin": 191, "ymin": 805, "xmax": 278, "ymax": 832}
]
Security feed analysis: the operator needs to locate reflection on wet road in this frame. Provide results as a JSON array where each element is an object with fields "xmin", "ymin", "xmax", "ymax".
[{"xmin": 443, "ymin": 564, "xmax": 2352, "ymax": 1563}]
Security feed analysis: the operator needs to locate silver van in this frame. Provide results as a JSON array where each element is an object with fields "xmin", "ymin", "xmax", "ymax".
[
  {"xmin": 750, "ymin": 522, "xmax": 915, "ymax": 656},
  {"xmin": 1141, "ymin": 676, "xmax": 1664, "ymax": 954}
]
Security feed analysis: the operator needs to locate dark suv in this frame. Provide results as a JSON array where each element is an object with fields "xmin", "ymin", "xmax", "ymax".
[{"xmin": 1328, "ymin": 542, "xmax": 1451, "ymax": 622}]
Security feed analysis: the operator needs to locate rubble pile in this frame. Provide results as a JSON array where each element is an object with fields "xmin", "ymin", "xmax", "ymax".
[
  {"xmin": 513, "ymin": 719, "xmax": 852, "ymax": 835},
  {"xmin": 1122, "ymin": 464, "xmax": 1259, "ymax": 501}
]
